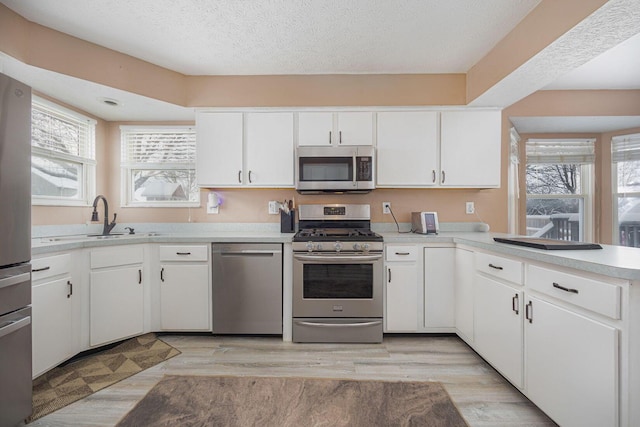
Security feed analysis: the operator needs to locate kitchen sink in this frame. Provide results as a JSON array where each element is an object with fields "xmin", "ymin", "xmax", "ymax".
[{"xmin": 87, "ymin": 233, "xmax": 125, "ymax": 239}]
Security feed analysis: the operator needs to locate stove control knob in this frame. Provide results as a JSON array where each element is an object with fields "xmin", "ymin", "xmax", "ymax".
[
  {"xmin": 316, "ymin": 243, "xmax": 323, "ymax": 251},
  {"xmin": 353, "ymin": 243, "xmax": 361, "ymax": 251},
  {"xmin": 334, "ymin": 241, "xmax": 343, "ymax": 252},
  {"xmin": 306, "ymin": 241, "xmax": 314, "ymax": 252},
  {"xmin": 362, "ymin": 243, "xmax": 370, "ymax": 253}
]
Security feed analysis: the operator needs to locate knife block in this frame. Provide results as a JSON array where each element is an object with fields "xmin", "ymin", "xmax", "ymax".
[{"xmin": 280, "ymin": 209, "xmax": 295, "ymax": 233}]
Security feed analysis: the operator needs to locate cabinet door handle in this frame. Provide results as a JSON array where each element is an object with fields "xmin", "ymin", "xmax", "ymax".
[
  {"xmin": 138, "ymin": 269, "xmax": 142, "ymax": 284},
  {"xmin": 160, "ymin": 267, "xmax": 164, "ymax": 282},
  {"xmin": 512, "ymin": 293, "xmax": 519, "ymax": 315},
  {"xmin": 395, "ymin": 252, "xmax": 410, "ymax": 256},
  {"xmin": 441, "ymin": 170, "xmax": 446, "ymax": 184},
  {"xmin": 339, "ymin": 131, "xmax": 342, "ymax": 144},
  {"xmin": 432, "ymin": 170, "xmax": 436, "ymax": 183},
  {"xmin": 525, "ymin": 301, "xmax": 533, "ymax": 323},
  {"xmin": 238, "ymin": 170, "xmax": 242, "ymax": 183},
  {"xmin": 329, "ymin": 131, "xmax": 332, "ymax": 144},
  {"xmin": 552, "ymin": 282, "xmax": 579, "ymax": 294},
  {"xmin": 388, "ymin": 268, "xmax": 391, "ymax": 283},
  {"xmin": 67, "ymin": 280, "xmax": 73, "ymax": 298},
  {"xmin": 248, "ymin": 170, "xmax": 253, "ymax": 183},
  {"xmin": 176, "ymin": 252, "xmax": 192, "ymax": 255},
  {"xmin": 32, "ymin": 266, "xmax": 50, "ymax": 272},
  {"xmin": 488, "ymin": 263, "xmax": 503, "ymax": 270}
]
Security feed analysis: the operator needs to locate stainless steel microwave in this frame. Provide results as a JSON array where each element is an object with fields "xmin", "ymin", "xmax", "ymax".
[{"xmin": 295, "ymin": 146, "xmax": 375, "ymax": 193}]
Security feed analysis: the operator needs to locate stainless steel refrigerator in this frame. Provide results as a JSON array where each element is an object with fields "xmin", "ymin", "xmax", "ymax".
[{"xmin": 0, "ymin": 73, "xmax": 33, "ymax": 426}]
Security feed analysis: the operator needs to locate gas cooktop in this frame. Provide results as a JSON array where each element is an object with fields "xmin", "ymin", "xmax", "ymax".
[{"xmin": 293, "ymin": 227, "xmax": 382, "ymax": 242}]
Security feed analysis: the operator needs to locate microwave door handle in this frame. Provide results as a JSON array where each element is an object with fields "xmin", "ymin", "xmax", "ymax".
[{"xmin": 353, "ymin": 155, "xmax": 357, "ymax": 187}]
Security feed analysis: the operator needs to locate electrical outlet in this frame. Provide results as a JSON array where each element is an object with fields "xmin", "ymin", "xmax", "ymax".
[
  {"xmin": 382, "ymin": 202, "xmax": 391, "ymax": 214},
  {"xmin": 466, "ymin": 202, "xmax": 475, "ymax": 214}
]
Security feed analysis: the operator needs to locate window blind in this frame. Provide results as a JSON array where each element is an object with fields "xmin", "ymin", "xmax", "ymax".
[
  {"xmin": 121, "ymin": 127, "xmax": 196, "ymax": 167},
  {"xmin": 31, "ymin": 99, "xmax": 96, "ymax": 162},
  {"xmin": 526, "ymin": 139, "xmax": 595, "ymax": 164},
  {"xmin": 612, "ymin": 133, "xmax": 640, "ymax": 162}
]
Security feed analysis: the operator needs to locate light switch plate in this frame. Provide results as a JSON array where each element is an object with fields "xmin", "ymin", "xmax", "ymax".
[{"xmin": 268, "ymin": 201, "xmax": 279, "ymax": 215}]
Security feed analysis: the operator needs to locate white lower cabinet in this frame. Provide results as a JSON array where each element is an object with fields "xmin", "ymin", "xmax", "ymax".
[
  {"xmin": 90, "ymin": 246, "xmax": 145, "ymax": 347},
  {"xmin": 159, "ymin": 245, "xmax": 210, "ymax": 331},
  {"xmin": 525, "ymin": 295, "xmax": 618, "ymax": 427},
  {"xmin": 31, "ymin": 253, "xmax": 76, "ymax": 377},
  {"xmin": 454, "ymin": 248, "xmax": 474, "ymax": 343},
  {"xmin": 423, "ymin": 247, "xmax": 455, "ymax": 329},
  {"xmin": 385, "ymin": 246, "xmax": 419, "ymax": 332},
  {"xmin": 474, "ymin": 274, "xmax": 523, "ymax": 388}
]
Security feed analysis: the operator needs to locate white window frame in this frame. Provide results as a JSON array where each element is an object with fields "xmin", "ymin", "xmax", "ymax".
[
  {"xmin": 31, "ymin": 96, "xmax": 96, "ymax": 206},
  {"xmin": 525, "ymin": 139, "xmax": 595, "ymax": 242},
  {"xmin": 611, "ymin": 133, "xmax": 640, "ymax": 246},
  {"xmin": 120, "ymin": 125, "xmax": 199, "ymax": 208}
]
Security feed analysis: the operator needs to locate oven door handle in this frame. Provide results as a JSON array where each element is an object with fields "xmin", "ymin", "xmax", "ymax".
[
  {"xmin": 0, "ymin": 316, "xmax": 31, "ymax": 339},
  {"xmin": 293, "ymin": 254, "xmax": 383, "ymax": 262},
  {"xmin": 295, "ymin": 320, "xmax": 382, "ymax": 328}
]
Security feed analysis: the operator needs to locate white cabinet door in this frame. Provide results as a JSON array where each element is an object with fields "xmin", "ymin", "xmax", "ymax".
[
  {"xmin": 474, "ymin": 275, "xmax": 523, "ymax": 388},
  {"xmin": 298, "ymin": 112, "xmax": 333, "ymax": 146},
  {"xmin": 298, "ymin": 112, "xmax": 373, "ymax": 146},
  {"xmin": 440, "ymin": 110, "xmax": 501, "ymax": 187},
  {"xmin": 336, "ymin": 112, "xmax": 373, "ymax": 146},
  {"xmin": 90, "ymin": 266, "xmax": 144, "ymax": 346},
  {"xmin": 525, "ymin": 296, "xmax": 618, "ymax": 427},
  {"xmin": 377, "ymin": 111, "xmax": 439, "ymax": 186},
  {"xmin": 245, "ymin": 112, "xmax": 294, "ymax": 186},
  {"xmin": 160, "ymin": 264, "xmax": 210, "ymax": 331},
  {"xmin": 32, "ymin": 277, "xmax": 73, "ymax": 377},
  {"xmin": 423, "ymin": 247, "xmax": 455, "ymax": 328},
  {"xmin": 454, "ymin": 248, "xmax": 474, "ymax": 343},
  {"xmin": 196, "ymin": 112, "xmax": 243, "ymax": 186},
  {"xmin": 385, "ymin": 263, "xmax": 418, "ymax": 331}
]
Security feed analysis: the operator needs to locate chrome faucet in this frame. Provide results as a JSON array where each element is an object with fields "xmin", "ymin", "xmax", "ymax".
[{"xmin": 91, "ymin": 195, "xmax": 117, "ymax": 235}]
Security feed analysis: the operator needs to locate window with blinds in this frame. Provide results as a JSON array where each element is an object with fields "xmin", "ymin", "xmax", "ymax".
[
  {"xmin": 525, "ymin": 139, "xmax": 595, "ymax": 242},
  {"xmin": 31, "ymin": 97, "xmax": 96, "ymax": 205},
  {"xmin": 612, "ymin": 133, "xmax": 640, "ymax": 247},
  {"xmin": 120, "ymin": 126, "xmax": 198, "ymax": 206}
]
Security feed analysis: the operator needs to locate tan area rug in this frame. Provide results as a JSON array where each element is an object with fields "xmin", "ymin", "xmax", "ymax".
[
  {"xmin": 116, "ymin": 375, "xmax": 468, "ymax": 427},
  {"xmin": 27, "ymin": 333, "xmax": 180, "ymax": 423}
]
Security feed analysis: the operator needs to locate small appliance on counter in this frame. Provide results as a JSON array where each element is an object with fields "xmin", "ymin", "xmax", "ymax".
[{"xmin": 411, "ymin": 212, "xmax": 439, "ymax": 234}]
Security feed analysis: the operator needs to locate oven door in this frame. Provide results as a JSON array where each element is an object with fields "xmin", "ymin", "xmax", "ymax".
[{"xmin": 293, "ymin": 252, "xmax": 383, "ymax": 318}]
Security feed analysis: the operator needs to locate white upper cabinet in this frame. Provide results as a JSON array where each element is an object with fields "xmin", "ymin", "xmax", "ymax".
[
  {"xmin": 196, "ymin": 112, "xmax": 243, "ymax": 187},
  {"xmin": 245, "ymin": 112, "xmax": 295, "ymax": 187},
  {"xmin": 377, "ymin": 111, "xmax": 439, "ymax": 186},
  {"xmin": 196, "ymin": 111, "xmax": 294, "ymax": 187},
  {"xmin": 440, "ymin": 110, "xmax": 501, "ymax": 187},
  {"xmin": 298, "ymin": 112, "xmax": 373, "ymax": 146}
]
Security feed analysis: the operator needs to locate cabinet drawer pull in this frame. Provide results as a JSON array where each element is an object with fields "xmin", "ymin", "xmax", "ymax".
[
  {"xmin": 67, "ymin": 280, "xmax": 73, "ymax": 298},
  {"xmin": 488, "ymin": 263, "xmax": 503, "ymax": 270},
  {"xmin": 388, "ymin": 268, "xmax": 391, "ymax": 283},
  {"xmin": 525, "ymin": 301, "xmax": 533, "ymax": 323},
  {"xmin": 552, "ymin": 282, "xmax": 579, "ymax": 294},
  {"xmin": 395, "ymin": 252, "xmax": 410, "ymax": 256},
  {"xmin": 32, "ymin": 266, "xmax": 51, "ymax": 272},
  {"xmin": 512, "ymin": 293, "xmax": 519, "ymax": 315},
  {"xmin": 176, "ymin": 252, "xmax": 192, "ymax": 255},
  {"xmin": 161, "ymin": 267, "xmax": 165, "ymax": 282},
  {"xmin": 138, "ymin": 269, "xmax": 142, "ymax": 284}
]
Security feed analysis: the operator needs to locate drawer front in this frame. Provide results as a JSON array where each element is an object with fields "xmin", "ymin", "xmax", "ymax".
[
  {"xmin": 32, "ymin": 253, "xmax": 72, "ymax": 281},
  {"xmin": 527, "ymin": 265, "xmax": 621, "ymax": 319},
  {"xmin": 385, "ymin": 245, "xmax": 419, "ymax": 261},
  {"xmin": 475, "ymin": 252, "xmax": 523, "ymax": 285},
  {"xmin": 91, "ymin": 245, "xmax": 144, "ymax": 269},
  {"xmin": 159, "ymin": 245, "xmax": 208, "ymax": 262}
]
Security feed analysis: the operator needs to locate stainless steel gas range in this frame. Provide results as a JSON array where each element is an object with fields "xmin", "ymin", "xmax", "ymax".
[{"xmin": 292, "ymin": 204, "xmax": 383, "ymax": 343}]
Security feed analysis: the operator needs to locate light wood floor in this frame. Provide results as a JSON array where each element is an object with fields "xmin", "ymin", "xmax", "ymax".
[{"xmin": 26, "ymin": 334, "xmax": 557, "ymax": 426}]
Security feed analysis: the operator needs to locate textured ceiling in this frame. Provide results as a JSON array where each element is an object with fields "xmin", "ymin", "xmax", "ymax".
[{"xmin": 0, "ymin": 0, "xmax": 540, "ymax": 75}]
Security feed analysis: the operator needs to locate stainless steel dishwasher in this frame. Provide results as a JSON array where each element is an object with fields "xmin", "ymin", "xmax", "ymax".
[{"xmin": 212, "ymin": 243, "xmax": 283, "ymax": 334}]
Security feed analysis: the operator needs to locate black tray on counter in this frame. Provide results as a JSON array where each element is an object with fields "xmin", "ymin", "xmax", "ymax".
[{"xmin": 493, "ymin": 237, "xmax": 602, "ymax": 250}]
